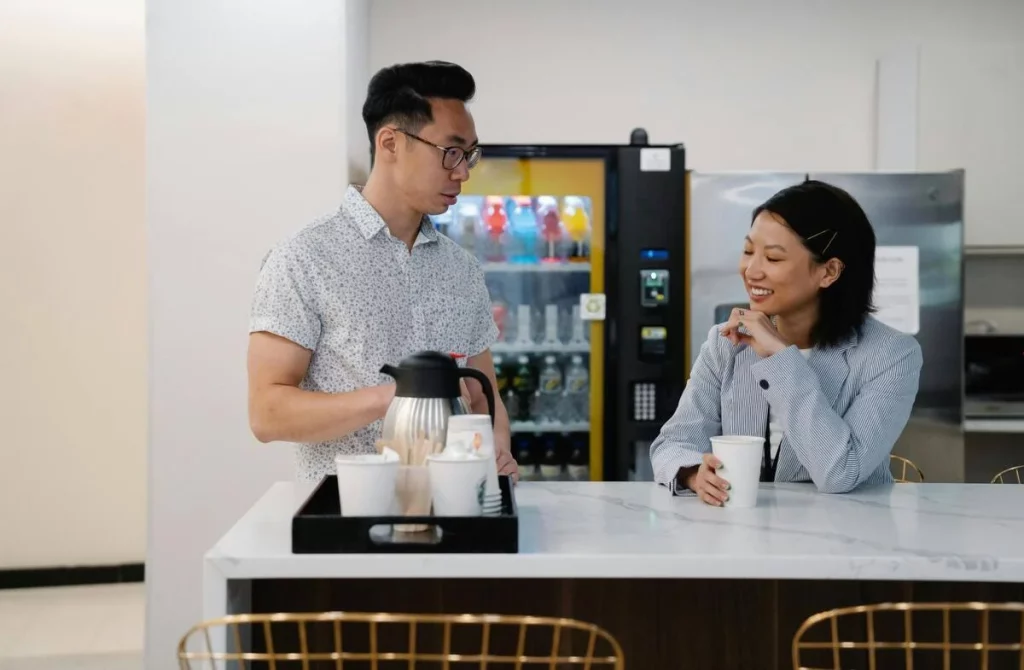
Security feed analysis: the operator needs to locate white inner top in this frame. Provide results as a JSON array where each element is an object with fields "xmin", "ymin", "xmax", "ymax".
[{"xmin": 767, "ymin": 348, "xmax": 813, "ymax": 458}]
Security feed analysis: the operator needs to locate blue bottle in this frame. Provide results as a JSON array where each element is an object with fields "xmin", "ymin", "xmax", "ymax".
[{"xmin": 507, "ymin": 196, "xmax": 539, "ymax": 264}]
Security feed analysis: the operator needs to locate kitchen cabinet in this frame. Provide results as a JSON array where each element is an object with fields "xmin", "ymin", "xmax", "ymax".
[{"xmin": 917, "ymin": 45, "xmax": 1024, "ymax": 248}]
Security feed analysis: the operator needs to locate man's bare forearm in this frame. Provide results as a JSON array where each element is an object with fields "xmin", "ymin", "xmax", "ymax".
[{"xmin": 249, "ymin": 383, "xmax": 394, "ymax": 444}]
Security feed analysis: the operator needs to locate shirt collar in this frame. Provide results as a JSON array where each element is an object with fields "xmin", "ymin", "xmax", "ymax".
[{"xmin": 343, "ymin": 185, "xmax": 438, "ymax": 245}]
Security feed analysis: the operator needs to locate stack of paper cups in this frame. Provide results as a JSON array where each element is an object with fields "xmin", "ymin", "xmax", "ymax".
[{"xmin": 445, "ymin": 414, "xmax": 502, "ymax": 515}]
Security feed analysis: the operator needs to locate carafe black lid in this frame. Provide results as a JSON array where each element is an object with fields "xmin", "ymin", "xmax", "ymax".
[
  {"xmin": 399, "ymin": 351, "xmax": 459, "ymax": 370},
  {"xmin": 380, "ymin": 350, "xmax": 461, "ymax": 398}
]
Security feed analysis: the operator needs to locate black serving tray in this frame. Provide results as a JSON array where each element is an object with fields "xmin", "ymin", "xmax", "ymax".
[{"xmin": 291, "ymin": 474, "xmax": 519, "ymax": 554}]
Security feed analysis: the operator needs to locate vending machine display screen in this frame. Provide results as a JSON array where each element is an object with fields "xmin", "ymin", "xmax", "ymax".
[{"xmin": 640, "ymin": 269, "xmax": 670, "ymax": 307}]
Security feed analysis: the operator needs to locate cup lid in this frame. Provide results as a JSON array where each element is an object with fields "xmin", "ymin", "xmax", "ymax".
[
  {"xmin": 711, "ymin": 435, "xmax": 763, "ymax": 444},
  {"xmin": 427, "ymin": 452, "xmax": 487, "ymax": 463},
  {"xmin": 335, "ymin": 447, "xmax": 399, "ymax": 464},
  {"xmin": 448, "ymin": 414, "xmax": 493, "ymax": 430}
]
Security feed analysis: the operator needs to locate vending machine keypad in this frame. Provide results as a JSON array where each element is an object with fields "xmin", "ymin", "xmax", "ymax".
[{"xmin": 632, "ymin": 382, "xmax": 658, "ymax": 422}]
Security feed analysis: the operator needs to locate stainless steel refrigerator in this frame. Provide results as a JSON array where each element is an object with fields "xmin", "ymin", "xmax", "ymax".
[{"xmin": 687, "ymin": 171, "xmax": 966, "ymax": 482}]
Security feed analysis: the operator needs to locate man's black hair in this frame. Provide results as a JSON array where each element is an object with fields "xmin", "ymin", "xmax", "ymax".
[
  {"xmin": 752, "ymin": 179, "xmax": 877, "ymax": 347},
  {"xmin": 362, "ymin": 61, "xmax": 475, "ymax": 161}
]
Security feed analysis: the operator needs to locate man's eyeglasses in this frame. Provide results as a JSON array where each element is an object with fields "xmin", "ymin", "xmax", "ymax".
[{"xmin": 394, "ymin": 128, "xmax": 482, "ymax": 170}]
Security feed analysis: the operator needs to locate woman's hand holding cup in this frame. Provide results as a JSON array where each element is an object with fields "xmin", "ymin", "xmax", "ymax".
[{"xmin": 685, "ymin": 453, "xmax": 731, "ymax": 506}]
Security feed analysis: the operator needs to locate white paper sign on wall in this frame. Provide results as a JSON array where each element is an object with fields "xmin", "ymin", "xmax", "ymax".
[{"xmin": 872, "ymin": 246, "xmax": 920, "ymax": 335}]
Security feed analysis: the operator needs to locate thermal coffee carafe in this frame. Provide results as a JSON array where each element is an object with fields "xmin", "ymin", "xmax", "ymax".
[{"xmin": 379, "ymin": 351, "xmax": 496, "ymax": 451}]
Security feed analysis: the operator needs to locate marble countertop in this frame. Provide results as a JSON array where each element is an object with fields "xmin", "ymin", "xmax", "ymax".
[{"xmin": 206, "ymin": 481, "xmax": 1024, "ymax": 583}]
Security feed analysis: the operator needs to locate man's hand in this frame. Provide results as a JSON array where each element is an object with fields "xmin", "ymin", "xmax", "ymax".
[
  {"xmin": 463, "ymin": 350, "xmax": 519, "ymax": 482},
  {"xmin": 496, "ymin": 447, "xmax": 519, "ymax": 482}
]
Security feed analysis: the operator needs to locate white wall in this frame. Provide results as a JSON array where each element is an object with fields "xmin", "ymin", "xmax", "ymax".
[
  {"xmin": 370, "ymin": 0, "xmax": 1024, "ymax": 171},
  {"xmin": 344, "ymin": 0, "xmax": 372, "ymax": 182},
  {"xmin": 145, "ymin": 1, "xmax": 367, "ymax": 667},
  {"xmin": 918, "ymin": 44, "xmax": 1024, "ymax": 247},
  {"xmin": 0, "ymin": 0, "xmax": 147, "ymax": 568}
]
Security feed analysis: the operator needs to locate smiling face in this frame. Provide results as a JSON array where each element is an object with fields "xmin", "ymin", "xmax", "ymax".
[
  {"xmin": 391, "ymin": 98, "xmax": 478, "ymax": 216},
  {"xmin": 739, "ymin": 210, "xmax": 841, "ymax": 316}
]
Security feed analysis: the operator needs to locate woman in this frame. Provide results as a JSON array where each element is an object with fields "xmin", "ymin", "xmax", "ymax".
[{"xmin": 650, "ymin": 180, "xmax": 922, "ymax": 504}]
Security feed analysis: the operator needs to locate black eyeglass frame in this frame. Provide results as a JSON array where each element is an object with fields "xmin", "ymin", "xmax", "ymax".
[{"xmin": 393, "ymin": 128, "xmax": 482, "ymax": 170}]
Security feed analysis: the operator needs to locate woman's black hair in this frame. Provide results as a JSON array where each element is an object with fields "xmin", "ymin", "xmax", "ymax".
[{"xmin": 752, "ymin": 179, "xmax": 876, "ymax": 347}]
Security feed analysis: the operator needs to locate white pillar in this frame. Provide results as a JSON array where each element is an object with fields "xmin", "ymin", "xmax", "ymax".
[{"xmin": 145, "ymin": 1, "xmax": 368, "ymax": 667}]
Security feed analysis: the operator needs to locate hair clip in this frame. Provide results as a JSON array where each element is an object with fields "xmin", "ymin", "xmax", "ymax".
[{"xmin": 805, "ymin": 229, "xmax": 838, "ymax": 255}]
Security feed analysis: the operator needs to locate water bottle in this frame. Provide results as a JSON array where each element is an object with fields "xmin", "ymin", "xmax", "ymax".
[
  {"xmin": 563, "ymin": 355, "xmax": 589, "ymax": 424},
  {"xmin": 452, "ymin": 201, "xmax": 481, "ymax": 257},
  {"xmin": 513, "ymin": 434, "xmax": 538, "ymax": 482},
  {"xmin": 429, "ymin": 206, "xmax": 453, "ymax": 238},
  {"xmin": 537, "ymin": 355, "xmax": 564, "ymax": 423},
  {"xmin": 539, "ymin": 434, "xmax": 564, "ymax": 480},
  {"xmin": 567, "ymin": 433, "xmax": 589, "ymax": 481}
]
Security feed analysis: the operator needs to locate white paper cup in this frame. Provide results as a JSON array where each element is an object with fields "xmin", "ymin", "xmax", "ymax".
[
  {"xmin": 427, "ymin": 453, "xmax": 489, "ymax": 517},
  {"xmin": 445, "ymin": 414, "xmax": 500, "ymax": 500},
  {"xmin": 334, "ymin": 448, "xmax": 399, "ymax": 517},
  {"xmin": 710, "ymin": 435, "xmax": 764, "ymax": 508}
]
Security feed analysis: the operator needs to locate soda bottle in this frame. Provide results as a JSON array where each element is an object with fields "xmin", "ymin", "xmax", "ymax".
[
  {"xmin": 561, "ymin": 196, "xmax": 591, "ymax": 263},
  {"xmin": 567, "ymin": 433, "xmax": 589, "ymax": 481},
  {"xmin": 512, "ymin": 434, "xmax": 538, "ymax": 482},
  {"xmin": 507, "ymin": 196, "xmax": 539, "ymax": 264},
  {"xmin": 569, "ymin": 304, "xmax": 589, "ymax": 346},
  {"xmin": 541, "ymin": 304, "xmax": 561, "ymax": 346},
  {"xmin": 482, "ymin": 196, "xmax": 508, "ymax": 262},
  {"xmin": 513, "ymin": 304, "xmax": 535, "ymax": 346},
  {"xmin": 491, "ymin": 301, "xmax": 508, "ymax": 342},
  {"xmin": 536, "ymin": 355, "xmax": 564, "ymax": 423},
  {"xmin": 536, "ymin": 196, "xmax": 565, "ymax": 263},
  {"xmin": 503, "ymin": 388, "xmax": 520, "ymax": 425},
  {"xmin": 452, "ymin": 200, "xmax": 482, "ymax": 257},
  {"xmin": 563, "ymin": 355, "xmax": 589, "ymax": 423},
  {"xmin": 539, "ymin": 434, "xmax": 564, "ymax": 480},
  {"xmin": 429, "ymin": 206, "xmax": 453, "ymax": 238},
  {"xmin": 492, "ymin": 355, "xmax": 509, "ymax": 396},
  {"xmin": 511, "ymin": 355, "xmax": 536, "ymax": 422}
]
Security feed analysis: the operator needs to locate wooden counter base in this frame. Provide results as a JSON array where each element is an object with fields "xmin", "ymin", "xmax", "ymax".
[{"xmin": 248, "ymin": 577, "xmax": 1024, "ymax": 670}]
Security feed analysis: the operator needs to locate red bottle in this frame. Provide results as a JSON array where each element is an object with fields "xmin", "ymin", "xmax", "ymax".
[
  {"xmin": 491, "ymin": 301, "xmax": 508, "ymax": 342},
  {"xmin": 483, "ymin": 196, "xmax": 508, "ymax": 262},
  {"xmin": 537, "ymin": 196, "xmax": 564, "ymax": 262}
]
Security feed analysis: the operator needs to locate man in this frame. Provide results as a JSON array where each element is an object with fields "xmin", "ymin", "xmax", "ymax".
[{"xmin": 247, "ymin": 60, "xmax": 518, "ymax": 482}]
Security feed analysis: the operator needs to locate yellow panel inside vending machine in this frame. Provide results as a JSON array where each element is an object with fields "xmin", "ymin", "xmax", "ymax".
[{"xmin": 451, "ymin": 156, "xmax": 606, "ymax": 481}]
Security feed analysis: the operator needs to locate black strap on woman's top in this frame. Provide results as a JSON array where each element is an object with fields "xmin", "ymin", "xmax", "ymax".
[{"xmin": 761, "ymin": 407, "xmax": 780, "ymax": 482}]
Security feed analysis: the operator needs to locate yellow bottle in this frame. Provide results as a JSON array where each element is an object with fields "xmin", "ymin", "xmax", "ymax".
[{"xmin": 560, "ymin": 197, "xmax": 590, "ymax": 262}]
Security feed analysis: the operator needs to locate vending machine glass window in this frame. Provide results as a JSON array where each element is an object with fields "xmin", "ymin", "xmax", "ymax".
[{"xmin": 431, "ymin": 156, "xmax": 606, "ymax": 482}]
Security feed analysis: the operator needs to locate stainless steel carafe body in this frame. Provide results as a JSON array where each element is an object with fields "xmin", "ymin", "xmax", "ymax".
[
  {"xmin": 378, "ymin": 351, "xmax": 495, "ymax": 455},
  {"xmin": 380, "ymin": 395, "xmax": 473, "ymax": 451}
]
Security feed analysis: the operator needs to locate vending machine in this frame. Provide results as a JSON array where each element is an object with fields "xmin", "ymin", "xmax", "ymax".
[{"xmin": 430, "ymin": 135, "xmax": 688, "ymax": 481}]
